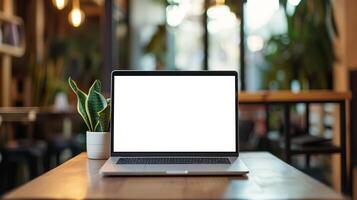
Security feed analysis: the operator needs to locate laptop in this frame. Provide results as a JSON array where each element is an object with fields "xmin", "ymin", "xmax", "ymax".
[{"xmin": 100, "ymin": 70, "xmax": 249, "ymax": 176}]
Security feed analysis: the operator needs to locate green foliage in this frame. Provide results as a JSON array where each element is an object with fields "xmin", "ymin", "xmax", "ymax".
[
  {"xmin": 98, "ymin": 103, "xmax": 111, "ymax": 132},
  {"xmin": 30, "ymin": 23, "xmax": 102, "ymax": 106},
  {"xmin": 68, "ymin": 77, "xmax": 91, "ymax": 130},
  {"xmin": 264, "ymin": 0, "xmax": 337, "ymax": 90},
  {"xmin": 68, "ymin": 77, "xmax": 111, "ymax": 132},
  {"xmin": 31, "ymin": 58, "xmax": 69, "ymax": 106}
]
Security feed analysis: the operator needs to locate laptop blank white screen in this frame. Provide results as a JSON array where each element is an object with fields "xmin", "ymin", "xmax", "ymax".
[{"xmin": 113, "ymin": 75, "xmax": 236, "ymax": 152}]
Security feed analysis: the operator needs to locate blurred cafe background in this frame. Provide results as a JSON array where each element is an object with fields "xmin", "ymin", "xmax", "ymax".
[{"xmin": 0, "ymin": 0, "xmax": 356, "ymax": 198}]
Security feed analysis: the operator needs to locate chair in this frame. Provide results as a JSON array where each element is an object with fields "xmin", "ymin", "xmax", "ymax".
[
  {"xmin": 0, "ymin": 108, "xmax": 47, "ymax": 192},
  {"xmin": 0, "ymin": 140, "xmax": 47, "ymax": 191},
  {"xmin": 239, "ymin": 120, "xmax": 256, "ymax": 151},
  {"xmin": 46, "ymin": 133, "xmax": 81, "ymax": 169}
]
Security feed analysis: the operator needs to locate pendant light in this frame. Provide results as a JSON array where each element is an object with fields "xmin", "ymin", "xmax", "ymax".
[
  {"xmin": 52, "ymin": 0, "xmax": 68, "ymax": 10},
  {"xmin": 68, "ymin": 0, "xmax": 85, "ymax": 27}
]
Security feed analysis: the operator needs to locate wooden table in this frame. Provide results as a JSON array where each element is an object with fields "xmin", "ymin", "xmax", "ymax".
[
  {"xmin": 3, "ymin": 152, "xmax": 344, "ymax": 199},
  {"xmin": 0, "ymin": 107, "xmax": 39, "ymax": 141},
  {"xmin": 239, "ymin": 90, "xmax": 351, "ymax": 194},
  {"xmin": 0, "ymin": 106, "xmax": 78, "ymax": 141}
]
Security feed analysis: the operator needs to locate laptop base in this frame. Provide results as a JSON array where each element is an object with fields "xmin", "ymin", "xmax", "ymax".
[{"xmin": 100, "ymin": 157, "xmax": 249, "ymax": 176}]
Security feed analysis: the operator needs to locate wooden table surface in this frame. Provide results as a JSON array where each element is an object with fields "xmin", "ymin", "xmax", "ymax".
[{"xmin": 3, "ymin": 152, "xmax": 344, "ymax": 200}]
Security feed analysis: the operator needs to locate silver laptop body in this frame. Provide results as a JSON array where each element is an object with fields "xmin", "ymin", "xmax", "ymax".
[{"xmin": 100, "ymin": 70, "xmax": 249, "ymax": 176}]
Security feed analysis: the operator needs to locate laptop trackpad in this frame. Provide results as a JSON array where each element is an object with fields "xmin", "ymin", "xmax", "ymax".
[{"xmin": 116, "ymin": 164, "xmax": 146, "ymax": 172}]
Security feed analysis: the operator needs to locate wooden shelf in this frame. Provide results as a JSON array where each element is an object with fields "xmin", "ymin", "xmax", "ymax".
[
  {"xmin": 239, "ymin": 90, "xmax": 351, "ymax": 104},
  {"xmin": 0, "ymin": 12, "xmax": 25, "ymax": 57}
]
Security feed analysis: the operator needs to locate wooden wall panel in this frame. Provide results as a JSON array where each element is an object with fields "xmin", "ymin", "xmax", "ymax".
[{"xmin": 333, "ymin": 0, "xmax": 357, "ymax": 195}]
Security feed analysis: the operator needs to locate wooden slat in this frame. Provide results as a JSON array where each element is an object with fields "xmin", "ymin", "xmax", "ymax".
[
  {"xmin": 1, "ymin": 56, "xmax": 11, "ymax": 106},
  {"xmin": 239, "ymin": 91, "xmax": 351, "ymax": 103},
  {"xmin": 352, "ymin": 167, "xmax": 357, "ymax": 200},
  {"xmin": 1, "ymin": 0, "xmax": 13, "ymax": 107},
  {"xmin": 3, "ymin": 152, "xmax": 344, "ymax": 200},
  {"xmin": 0, "ymin": 106, "xmax": 77, "ymax": 114},
  {"xmin": 0, "ymin": 107, "xmax": 40, "ymax": 114}
]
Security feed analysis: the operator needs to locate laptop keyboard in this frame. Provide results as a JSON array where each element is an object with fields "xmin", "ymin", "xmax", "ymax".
[{"xmin": 117, "ymin": 157, "xmax": 231, "ymax": 164}]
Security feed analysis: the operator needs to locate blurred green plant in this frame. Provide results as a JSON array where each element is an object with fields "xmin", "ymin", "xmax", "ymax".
[
  {"xmin": 68, "ymin": 77, "xmax": 111, "ymax": 132},
  {"xmin": 30, "ymin": 56, "xmax": 68, "ymax": 106},
  {"xmin": 263, "ymin": 0, "xmax": 337, "ymax": 90},
  {"xmin": 30, "ymin": 25, "xmax": 101, "ymax": 106}
]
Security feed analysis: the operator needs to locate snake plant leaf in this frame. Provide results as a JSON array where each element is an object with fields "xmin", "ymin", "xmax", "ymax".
[
  {"xmin": 92, "ymin": 79, "xmax": 102, "ymax": 93},
  {"xmin": 85, "ymin": 81, "xmax": 106, "ymax": 131},
  {"xmin": 97, "ymin": 102, "xmax": 111, "ymax": 132},
  {"xmin": 94, "ymin": 121, "xmax": 102, "ymax": 132},
  {"xmin": 68, "ymin": 77, "xmax": 91, "ymax": 131}
]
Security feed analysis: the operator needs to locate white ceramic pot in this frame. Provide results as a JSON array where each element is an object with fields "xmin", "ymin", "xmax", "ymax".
[{"xmin": 86, "ymin": 131, "xmax": 110, "ymax": 159}]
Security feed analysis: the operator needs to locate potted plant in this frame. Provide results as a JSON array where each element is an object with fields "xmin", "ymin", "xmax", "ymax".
[{"xmin": 68, "ymin": 77, "xmax": 111, "ymax": 159}]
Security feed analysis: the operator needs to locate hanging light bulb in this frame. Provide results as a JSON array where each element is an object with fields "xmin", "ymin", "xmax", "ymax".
[
  {"xmin": 52, "ymin": 0, "xmax": 68, "ymax": 10},
  {"xmin": 68, "ymin": 0, "xmax": 85, "ymax": 27},
  {"xmin": 69, "ymin": 8, "xmax": 85, "ymax": 27}
]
